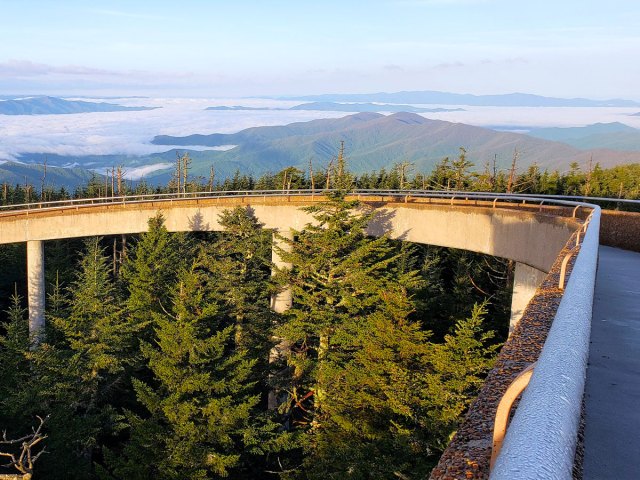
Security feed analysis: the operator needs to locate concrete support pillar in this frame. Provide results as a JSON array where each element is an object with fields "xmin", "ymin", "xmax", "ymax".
[
  {"xmin": 510, "ymin": 262, "xmax": 546, "ymax": 334},
  {"xmin": 27, "ymin": 240, "xmax": 45, "ymax": 341},
  {"xmin": 269, "ymin": 229, "xmax": 293, "ymax": 410},
  {"xmin": 270, "ymin": 229, "xmax": 293, "ymax": 313}
]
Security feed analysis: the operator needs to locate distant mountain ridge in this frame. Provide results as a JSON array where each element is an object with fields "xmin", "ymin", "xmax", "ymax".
[
  {"xmin": 281, "ymin": 91, "xmax": 640, "ymax": 108},
  {"xmin": 288, "ymin": 102, "xmax": 463, "ymax": 113},
  {"xmin": 205, "ymin": 102, "xmax": 462, "ymax": 113},
  {"xmin": 0, "ymin": 96, "xmax": 158, "ymax": 115},
  {"xmin": 152, "ymin": 112, "xmax": 640, "ymax": 179}
]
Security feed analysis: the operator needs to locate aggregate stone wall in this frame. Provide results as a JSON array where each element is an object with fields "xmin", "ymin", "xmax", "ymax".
[{"xmin": 599, "ymin": 210, "xmax": 640, "ymax": 252}]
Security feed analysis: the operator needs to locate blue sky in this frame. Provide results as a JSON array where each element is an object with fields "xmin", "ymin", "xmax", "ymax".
[{"xmin": 0, "ymin": 0, "xmax": 638, "ymax": 98}]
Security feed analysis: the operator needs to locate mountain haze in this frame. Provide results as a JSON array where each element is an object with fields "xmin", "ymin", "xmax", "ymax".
[
  {"xmin": 6, "ymin": 113, "xmax": 640, "ymax": 189},
  {"xmin": 283, "ymin": 91, "xmax": 640, "ymax": 108},
  {"xmin": 527, "ymin": 122, "xmax": 640, "ymax": 151}
]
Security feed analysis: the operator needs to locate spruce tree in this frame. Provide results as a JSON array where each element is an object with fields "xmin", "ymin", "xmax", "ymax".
[
  {"xmin": 199, "ymin": 206, "xmax": 274, "ymax": 364},
  {"xmin": 308, "ymin": 285, "xmax": 436, "ymax": 479},
  {"xmin": 0, "ymin": 290, "xmax": 31, "ymax": 425},
  {"xmin": 273, "ymin": 193, "xmax": 401, "ymax": 418},
  {"xmin": 29, "ymin": 238, "xmax": 133, "ymax": 479},
  {"xmin": 121, "ymin": 213, "xmax": 186, "ymax": 341},
  {"xmin": 272, "ymin": 192, "xmax": 433, "ymax": 474},
  {"xmin": 109, "ymin": 264, "xmax": 264, "ymax": 479},
  {"xmin": 424, "ymin": 301, "xmax": 499, "ymax": 450}
]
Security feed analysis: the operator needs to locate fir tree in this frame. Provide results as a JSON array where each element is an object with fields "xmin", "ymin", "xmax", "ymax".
[
  {"xmin": 0, "ymin": 289, "xmax": 30, "ymax": 424},
  {"xmin": 29, "ymin": 238, "xmax": 133, "ymax": 479},
  {"xmin": 424, "ymin": 301, "xmax": 500, "ymax": 450},
  {"xmin": 272, "ymin": 192, "xmax": 432, "ymax": 475},
  {"xmin": 199, "ymin": 206, "xmax": 275, "ymax": 371},
  {"xmin": 121, "ymin": 213, "xmax": 188, "ymax": 343},
  {"xmin": 109, "ymin": 265, "xmax": 267, "ymax": 479},
  {"xmin": 308, "ymin": 285, "xmax": 436, "ymax": 479}
]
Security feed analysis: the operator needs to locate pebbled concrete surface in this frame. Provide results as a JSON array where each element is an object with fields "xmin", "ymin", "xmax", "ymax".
[{"xmin": 583, "ymin": 246, "xmax": 640, "ymax": 480}]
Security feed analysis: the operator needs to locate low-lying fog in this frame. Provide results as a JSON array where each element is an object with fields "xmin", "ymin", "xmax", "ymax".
[{"xmin": 1, "ymin": 96, "xmax": 639, "ymax": 165}]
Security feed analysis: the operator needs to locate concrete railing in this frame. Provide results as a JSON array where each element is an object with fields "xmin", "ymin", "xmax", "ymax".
[{"xmin": 490, "ymin": 206, "xmax": 600, "ymax": 479}]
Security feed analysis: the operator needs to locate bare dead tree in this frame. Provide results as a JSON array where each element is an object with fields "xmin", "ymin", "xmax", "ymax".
[
  {"xmin": 181, "ymin": 152, "xmax": 191, "ymax": 194},
  {"xmin": 116, "ymin": 165, "xmax": 124, "ymax": 196},
  {"xmin": 584, "ymin": 155, "xmax": 594, "ymax": 196},
  {"xmin": 397, "ymin": 161, "xmax": 414, "ymax": 190},
  {"xmin": 325, "ymin": 158, "xmax": 334, "ymax": 190},
  {"xmin": 0, "ymin": 415, "xmax": 48, "ymax": 480},
  {"xmin": 23, "ymin": 177, "xmax": 32, "ymax": 203},
  {"xmin": 169, "ymin": 151, "xmax": 182, "ymax": 195},
  {"xmin": 208, "ymin": 165, "xmax": 215, "ymax": 193},
  {"xmin": 39, "ymin": 159, "xmax": 47, "ymax": 202},
  {"xmin": 308, "ymin": 158, "xmax": 315, "ymax": 192},
  {"xmin": 506, "ymin": 148, "xmax": 519, "ymax": 194}
]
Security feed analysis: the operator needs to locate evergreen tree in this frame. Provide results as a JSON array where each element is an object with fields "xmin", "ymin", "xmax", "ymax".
[
  {"xmin": 108, "ymin": 265, "xmax": 266, "ymax": 479},
  {"xmin": 274, "ymin": 195, "xmax": 500, "ymax": 478},
  {"xmin": 423, "ymin": 301, "xmax": 500, "ymax": 450},
  {"xmin": 121, "ymin": 213, "xmax": 188, "ymax": 343},
  {"xmin": 28, "ymin": 238, "xmax": 134, "ymax": 479},
  {"xmin": 273, "ymin": 192, "xmax": 436, "ymax": 475},
  {"xmin": 307, "ymin": 285, "xmax": 435, "ymax": 479},
  {"xmin": 199, "ymin": 206, "xmax": 274, "ymax": 365},
  {"xmin": 0, "ymin": 290, "xmax": 30, "ymax": 424}
]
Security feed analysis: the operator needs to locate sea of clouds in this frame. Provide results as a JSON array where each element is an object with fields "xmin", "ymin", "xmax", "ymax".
[{"xmin": 1, "ymin": 96, "xmax": 639, "ymax": 172}]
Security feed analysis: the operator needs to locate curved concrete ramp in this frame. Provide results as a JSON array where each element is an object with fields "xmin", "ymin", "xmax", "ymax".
[{"xmin": 0, "ymin": 196, "xmax": 577, "ymax": 273}]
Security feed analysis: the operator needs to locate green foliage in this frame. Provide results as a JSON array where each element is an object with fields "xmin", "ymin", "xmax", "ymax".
[
  {"xmin": 424, "ymin": 301, "xmax": 500, "ymax": 448},
  {"xmin": 272, "ymin": 193, "xmax": 498, "ymax": 478},
  {"xmin": 24, "ymin": 238, "xmax": 134, "ymax": 478},
  {"xmin": 120, "ymin": 213, "xmax": 190, "ymax": 344},
  {"xmin": 199, "ymin": 206, "xmax": 274, "ymax": 358},
  {"xmin": 0, "ymin": 290, "xmax": 30, "ymax": 423},
  {"xmin": 110, "ymin": 265, "xmax": 262, "ymax": 479}
]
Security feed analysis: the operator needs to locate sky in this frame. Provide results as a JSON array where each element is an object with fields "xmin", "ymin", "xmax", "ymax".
[{"xmin": 0, "ymin": 0, "xmax": 639, "ymax": 99}]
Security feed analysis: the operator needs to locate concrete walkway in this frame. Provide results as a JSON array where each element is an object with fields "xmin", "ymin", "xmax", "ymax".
[{"xmin": 583, "ymin": 246, "xmax": 640, "ymax": 479}]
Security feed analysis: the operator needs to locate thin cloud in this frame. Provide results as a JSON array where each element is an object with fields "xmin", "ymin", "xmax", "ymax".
[
  {"xmin": 394, "ymin": 0, "xmax": 489, "ymax": 5},
  {"xmin": 0, "ymin": 60, "xmax": 125, "ymax": 78},
  {"xmin": 0, "ymin": 59, "xmax": 197, "ymax": 82},
  {"xmin": 432, "ymin": 61, "xmax": 466, "ymax": 70},
  {"xmin": 88, "ymin": 8, "xmax": 169, "ymax": 21}
]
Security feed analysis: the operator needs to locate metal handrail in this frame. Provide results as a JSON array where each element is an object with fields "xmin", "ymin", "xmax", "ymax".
[
  {"xmin": 0, "ymin": 189, "xmax": 601, "ymax": 218},
  {"xmin": 490, "ymin": 362, "xmax": 536, "ymax": 470}
]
